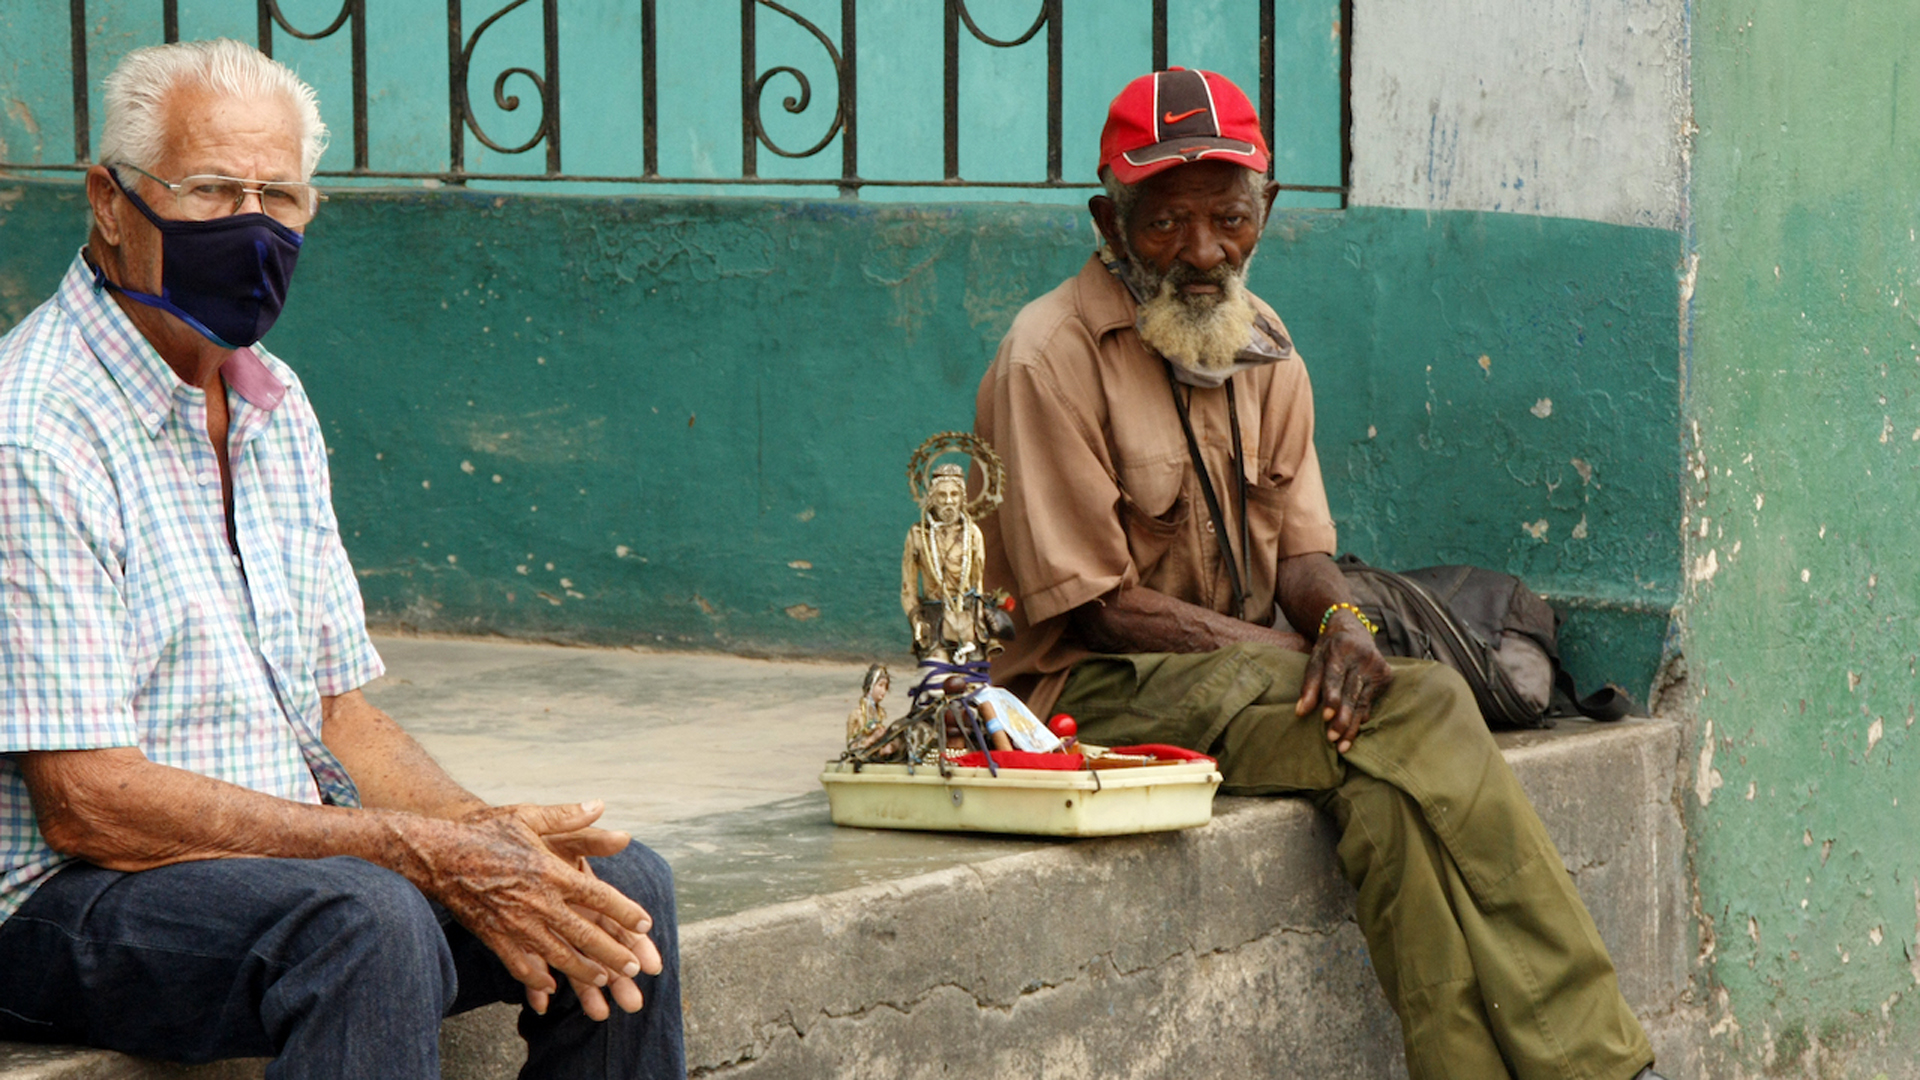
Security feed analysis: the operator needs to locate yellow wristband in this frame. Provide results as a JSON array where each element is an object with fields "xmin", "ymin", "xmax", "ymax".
[{"xmin": 1318, "ymin": 602, "xmax": 1378, "ymax": 637}]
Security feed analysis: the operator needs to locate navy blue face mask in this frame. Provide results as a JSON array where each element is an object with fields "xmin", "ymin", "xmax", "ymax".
[{"xmin": 96, "ymin": 169, "xmax": 305, "ymax": 349}]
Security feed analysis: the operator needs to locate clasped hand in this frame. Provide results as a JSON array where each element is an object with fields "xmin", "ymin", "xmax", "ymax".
[
  {"xmin": 413, "ymin": 800, "xmax": 663, "ymax": 1021},
  {"xmin": 1295, "ymin": 616, "xmax": 1395, "ymax": 754}
]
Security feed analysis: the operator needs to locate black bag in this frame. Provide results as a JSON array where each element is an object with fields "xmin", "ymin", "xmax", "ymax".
[{"xmin": 1334, "ymin": 555, "xmax": 1636, "ymax": 730}]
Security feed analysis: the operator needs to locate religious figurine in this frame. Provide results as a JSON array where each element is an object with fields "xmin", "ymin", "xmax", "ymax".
[
  {"xmin": 846, "ymin": 663, "xmax": 892, "ymax": 754},
  {"xmin": 900, "ymin": 434, "xmax": 1013, "ymax": 664},
  {"xmin": 839, "ymin": 433, "xmax": 1072, "ymax": 771}
]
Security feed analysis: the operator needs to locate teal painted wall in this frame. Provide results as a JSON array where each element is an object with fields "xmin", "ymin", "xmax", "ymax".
[
  {"xmin": 1685, "ymin": 3, "xmax": 1920, "ymax": 1074},
  {"xmin": 0, "ymin": 177, "xmax": 1679, "ymax": 696}
]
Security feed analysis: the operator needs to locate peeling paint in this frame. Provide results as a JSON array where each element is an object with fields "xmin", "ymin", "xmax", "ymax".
[
  {"xmin": 1696, "ymin": 718, "xmax": 1724, "ymax": 805},
  {"xmin": 1691, "ymin": 547, "xmax": 1720, "ymax": 582}
]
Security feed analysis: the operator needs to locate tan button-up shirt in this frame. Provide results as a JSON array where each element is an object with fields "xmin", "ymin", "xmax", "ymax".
[{"xmin": 975, "ymin": 255, "xmax": 1338, "ymax": 716}]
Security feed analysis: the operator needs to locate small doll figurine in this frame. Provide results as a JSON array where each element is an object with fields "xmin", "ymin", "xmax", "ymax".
[{"xmin": 846, "ymin": 663, "xmax": 892, "ymax": 754}]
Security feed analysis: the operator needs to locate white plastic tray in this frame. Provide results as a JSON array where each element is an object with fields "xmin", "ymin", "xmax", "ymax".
[{"xmin": 819, "ymin": 759, "xmax": 1222, "ymax": 836}]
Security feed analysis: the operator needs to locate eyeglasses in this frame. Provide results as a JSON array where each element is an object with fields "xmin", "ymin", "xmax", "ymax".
[{"xmin": 114, "ymin": 163, "xmax": 326, "ymax": 227}]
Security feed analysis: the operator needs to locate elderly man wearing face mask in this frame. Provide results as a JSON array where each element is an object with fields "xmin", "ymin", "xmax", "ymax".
[
  {"xmin": 0, "ymin": 40, "xmax": 683, "ymax": 1079},
  {"xmin": 975, "ymin": 68, "xmax": 1666, "ymax": 1080}
]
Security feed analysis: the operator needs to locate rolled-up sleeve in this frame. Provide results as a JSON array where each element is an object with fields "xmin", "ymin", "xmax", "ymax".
[
  {"xmin": 984, "ymin": 353, "xmax": 1135, "ymax": 626},
  {"xmin": 0, "ymin": 445, "xmax": 136, "ymax": 750},
  {"xmin": 1262, "ymin": 359, "xmax": 1339, "ymax": 558}
]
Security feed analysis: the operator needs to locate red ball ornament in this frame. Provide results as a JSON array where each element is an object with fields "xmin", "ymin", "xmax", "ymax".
[{"xmin": 1048, "ymin": 714, "xmax": 1077, "ymax": 738}]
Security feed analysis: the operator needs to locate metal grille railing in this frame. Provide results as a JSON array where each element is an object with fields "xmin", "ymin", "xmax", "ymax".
[{"xmin": 14, "ymin": 0, "xmax": 1350, "ymax": 201}]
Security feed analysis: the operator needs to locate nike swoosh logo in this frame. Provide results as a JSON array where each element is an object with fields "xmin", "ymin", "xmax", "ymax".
[{"xmin": 1163, "ymin": 107, "xmax": 1208, "ymax": 124}]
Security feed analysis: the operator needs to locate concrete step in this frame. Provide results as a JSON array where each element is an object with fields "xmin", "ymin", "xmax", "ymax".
[{"xmin": 0, "ymin": 639, "xmax": 1705, "ymax": 1079}]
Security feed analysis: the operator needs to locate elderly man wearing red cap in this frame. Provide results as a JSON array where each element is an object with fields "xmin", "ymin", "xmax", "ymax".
[{"xmin": 974, "ymin": 68, "xmax": 1667, "ymax": 1080}]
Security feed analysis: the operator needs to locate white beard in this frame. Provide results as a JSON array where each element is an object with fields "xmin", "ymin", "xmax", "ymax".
[{"xmin": 1117, "ymin": 256, "xmax": 1260, "ymax": 374}]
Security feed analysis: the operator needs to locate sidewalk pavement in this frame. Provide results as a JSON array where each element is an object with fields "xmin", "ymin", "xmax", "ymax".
[{"xmin": 363, "ymin": 634, "xmax": 1053, "ymax": 922}]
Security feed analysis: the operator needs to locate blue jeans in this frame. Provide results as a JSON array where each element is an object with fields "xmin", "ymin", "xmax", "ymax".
[{"xmin": 0, "ymin": 846, "xmax": 685, "ymax": 1080}]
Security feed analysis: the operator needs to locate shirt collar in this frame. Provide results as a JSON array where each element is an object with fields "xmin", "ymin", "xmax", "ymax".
[
  {"xmin": 59, "ymin": 250, "xmax": 287, "ymax": 432},
  {"xmin": 222, "ymin": 348, "xmax": 287, "ymax": 411},
  {"xmin": 1071, "ymin": 253, "xmax": 1140, "ymax": 338}
]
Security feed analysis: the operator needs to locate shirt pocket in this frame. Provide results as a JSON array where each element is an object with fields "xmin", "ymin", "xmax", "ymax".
[
  {"xmin": 1115, "ymin": 457, "xmax": 1192, "ymax": 586},
  {"xmin": 1243, "ymin": 460, "xmax": 1302, "ymax": 606}
]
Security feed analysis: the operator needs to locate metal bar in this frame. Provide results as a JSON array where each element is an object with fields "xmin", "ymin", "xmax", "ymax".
[
  {"xmin": 542, "ymin": 0, "xmax": 560, "ymax": 173},
  {"xmin": 641, "ymin": 0, "xmax": 657, "ymax": 176},
  {"xmin": 69, "ymin": 0, "xmax": 89, "ymax": 162},
  {"xmin": 447, "ymin": 0, "xmax": 465, "ymax": 178},
  {"xmin": 740, "ymin": 0, "xmax": 757, "ymax": 178},
  {"xmin": 1259, "ymin": 0, "xmax": 1274, "ymax": 178},
  {"xmin": 1045, "ymin": 0, "xmax": 1060, "ymax": 182},
  {"xmin": 350, "ymin": 0, "xmax": 368, "ymax": 170},
  {"xmin": 258, "ymin": 0, "xmax": 273, "ymax": 56},
  {"xmin": 163, "ymin": 0, "xmax": 179, "ymax": 43},
  {"xmin": 1152, "ymin": 0, "xmax": 1166, "ymax": 71},
  {"xmin": 839, "ymin": 0, "xmax": 857, "ymax": 196},
  {"xmin": 1339, "ymin": 0, "xmax": 1353, "ymax": 204},
  {"xmin": 943, "ymin": 0, "xmax": 958, "ymax": 179}
]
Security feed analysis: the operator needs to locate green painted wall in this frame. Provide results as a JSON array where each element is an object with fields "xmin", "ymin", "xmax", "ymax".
[
  {"xmin": 0, "ymin": 177, "xmax": 1679, "ymax": 697},
  {"xmin": 1685, "ymin": 3, "xmax": 1920, "ymax": 1074}
]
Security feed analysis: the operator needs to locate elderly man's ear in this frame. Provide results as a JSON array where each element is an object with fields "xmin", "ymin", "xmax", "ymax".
[
  {"xmin": 85, "ymin": 165, "xmax": 129, "ymax": 248},
  {"xmin": 1088, "ymin": 194, "xmax": 1124, "ymax": 257}
]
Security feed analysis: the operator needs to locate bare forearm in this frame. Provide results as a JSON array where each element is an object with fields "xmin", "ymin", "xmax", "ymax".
[
  {"xmin": 20, "ymin": 747, "xmax": 439, "ymax": 875},
  {"xmin": 1070, "ymin": 585, "xmax": 1308, "ymax": 655},
  {"xmin": 1274, "ymin": 552, "xmax": 1359, "ymax": 642},
  {"xmin": 322, "ymin": 689, "xmax": 484, "ymax": 820}
]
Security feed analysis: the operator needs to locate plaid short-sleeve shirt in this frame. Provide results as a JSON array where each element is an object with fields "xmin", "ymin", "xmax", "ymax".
[{"xmin": 0, "ymin": 253, "xmax": 385, "ymax": 925}]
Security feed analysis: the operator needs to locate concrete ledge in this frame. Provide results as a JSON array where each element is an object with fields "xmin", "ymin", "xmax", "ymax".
[
  {"xmin": 670, "ymin": 718, "xmax": 1700, "ymax": 1078},
  {"xmin": 1, "ymin": 718, "xmax": 1701, "ymax": 1079}
]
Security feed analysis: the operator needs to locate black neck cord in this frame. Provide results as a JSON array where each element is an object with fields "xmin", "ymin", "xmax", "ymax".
[{"xmin": 1165, "ymin": 365, "xmax": 1252, "ymax": 621}]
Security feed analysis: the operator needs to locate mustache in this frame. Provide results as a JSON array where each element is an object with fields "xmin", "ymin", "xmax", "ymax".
[{"xmin": 1159, "ymin": 261, "xmax": 1238, "ymax": 292}]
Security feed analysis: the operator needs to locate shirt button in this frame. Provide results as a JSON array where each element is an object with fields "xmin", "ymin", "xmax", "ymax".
[
  {"xmin": 196, "ymin": 472, "xmax": 215, "ymax": 486},
  {"xmin": 1204, "ymin": 520, "xmax": 1217, "ymax": 534},
  {"xmin": 143, "ymin": 412, "xmax": 161, "ymax": 428}
]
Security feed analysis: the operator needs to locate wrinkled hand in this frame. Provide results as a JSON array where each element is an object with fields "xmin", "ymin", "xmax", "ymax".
[
  {"xmin": 1295, "ymin": 614, "xmax": 1395, "ymax": 754},
  {"xmin": 395, "ymin": 802, "xmax": 659, "ymax": 1017},
  {"xmin": 493, "ymin": 801, "xmax": 662, "ymax": 1020},
  {"xmin": 495, "ymin": 799, "xmax": 632, "ymax": 864},
  {"xmin": 525, "ymin": 859, "xmax": 662, "ymax": 1020}
]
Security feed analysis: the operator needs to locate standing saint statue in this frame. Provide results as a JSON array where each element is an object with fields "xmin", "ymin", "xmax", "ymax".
[{"xmin": 901, "ymin": 464, "xmax": 989, "ymax": 661}]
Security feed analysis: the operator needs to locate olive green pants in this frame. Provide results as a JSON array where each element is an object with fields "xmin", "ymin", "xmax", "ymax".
[{"xmin": 1057, "ymin": 642, "xmax": 1653, "ymax": 1080}]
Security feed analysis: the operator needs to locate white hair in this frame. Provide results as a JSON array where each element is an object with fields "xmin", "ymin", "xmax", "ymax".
[{"xmin": 97, "ymin": 38, "xmax": 329, "ymax": 181}]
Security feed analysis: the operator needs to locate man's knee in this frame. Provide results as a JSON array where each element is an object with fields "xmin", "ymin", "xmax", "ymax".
[
  {"xmin": 1376, "ymin": 659, "xmax": 1485, "ymax": 734},
  {"xmin": 588, "ymin": 844, "xmax": 676, "ymax": 928},
  {"xmin": 272, "ymin": 857, "xmax": 454, "ymax": 1006}
]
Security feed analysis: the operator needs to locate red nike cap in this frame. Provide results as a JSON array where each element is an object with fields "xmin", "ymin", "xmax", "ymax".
[{"xmin": 1098, "ymin": 67, "xmax": 1270, "ymax": 184}]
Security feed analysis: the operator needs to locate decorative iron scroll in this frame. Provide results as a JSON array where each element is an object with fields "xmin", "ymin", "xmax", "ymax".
[
  {"xmin": 450, "ymin": 0, "xmax": 562, "ymax": 176},
  {"xmin": 24, "ymin": 0, "xmax": 1346, "ymax": 201},
  {"xmin": 742, "ymin": 1, "xmax": 844, "ymax": 173}
]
